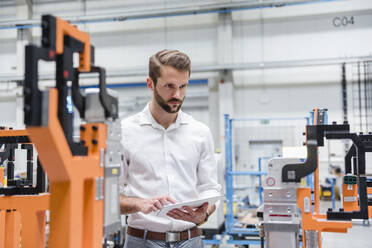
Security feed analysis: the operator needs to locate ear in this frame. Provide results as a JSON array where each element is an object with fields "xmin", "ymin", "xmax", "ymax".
[{"xmin": 146, "ymin": 77, "xmax": 154, "ymax": 91}]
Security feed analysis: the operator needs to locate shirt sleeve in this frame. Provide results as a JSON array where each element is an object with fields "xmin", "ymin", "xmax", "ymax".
[{"xmin": 196, "ymin": 128, "xmax": 222, "ymax": 198}]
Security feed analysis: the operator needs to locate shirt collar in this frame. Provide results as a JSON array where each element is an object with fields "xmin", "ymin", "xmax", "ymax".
[{"xmin": 139, "ymin": 103, "xmax": 189, "ymax": 129}]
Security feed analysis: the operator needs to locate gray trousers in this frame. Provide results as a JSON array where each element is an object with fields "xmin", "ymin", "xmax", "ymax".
[{"xmin": 124, "ymin": 234, "xmax": 204, "ymax": 248}]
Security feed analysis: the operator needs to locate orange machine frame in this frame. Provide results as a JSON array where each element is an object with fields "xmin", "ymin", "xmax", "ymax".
[
  {"xmin": 22, "ymin": 15, "xmax": 108, "ymax": 247},
  {"xmin": 369, "ymin": 188, "xmax": 372, "ymax": 218},
  {"xmin": 297, "ymin": 188, "xmax": 352, "ymax": 248},
  {"xmin": 312, "ymin": 108, "xmax": 320, "ymax": 215},
  {"xmin": 27, "ymin": 88, "xmax": 106, "ymax": 247},
  {"xmin": 0, "ymin": 129, "xmax": 50, "ymax": 248},
  {"xmin": 298, "ymin": 108, "xmax": 353, "ymax": 248}
]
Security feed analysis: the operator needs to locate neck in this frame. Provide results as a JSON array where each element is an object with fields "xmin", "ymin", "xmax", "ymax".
[{"xmin": 149, "ymin": 100, "xmax": 178, "ymax": 129}]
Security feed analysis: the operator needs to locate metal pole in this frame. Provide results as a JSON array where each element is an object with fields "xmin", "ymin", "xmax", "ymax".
[
  {"xmin": 259, "ymin": 157, "xmax": 263, "ymax": 206},
  {"xmin": 341, "ymin": 63, "xmax": 348, "ymax": 123},
  {"xmin": 224, "ymin": 114, "xmax": 234, "ymax": 233},
  {"xmin": 358, "ymin": 62, "xmax": 363, "ymax": 131}
]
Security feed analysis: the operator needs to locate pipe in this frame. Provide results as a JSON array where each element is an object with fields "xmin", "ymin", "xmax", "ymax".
[
  {"xmin": 77, "ymin": 78, "xmax": 208, "ymax": 89},
  {"xmin": 0, "ymin": 0, "xmax": 340, "ymax": 30},
  {"xmin": 2, "ymin": 55, "xmax": 372, "ymax": 83}
]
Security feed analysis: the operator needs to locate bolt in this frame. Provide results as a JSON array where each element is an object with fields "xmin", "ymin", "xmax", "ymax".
[
  {"xmin": 92, "ymin": 139, "xmax": 98, "ymax": 145},
  {"xmin": 92, "ymin": 125, "xmax": 98, "ymax": 131}
]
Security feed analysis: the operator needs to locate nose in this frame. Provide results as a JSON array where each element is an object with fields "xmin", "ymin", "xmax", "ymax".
[{"xmin": 172, "ymin": 88, "xmax": 181, "ymax": 99}]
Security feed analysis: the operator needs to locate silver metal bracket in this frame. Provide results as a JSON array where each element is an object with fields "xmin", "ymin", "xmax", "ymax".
[
  {"xmin": 95, "ymin": 177, "xmax": 104, "ymax": 200},
  {"xmin": 100, "ymin": 148, "xmax": 105, "ymax": 168}
]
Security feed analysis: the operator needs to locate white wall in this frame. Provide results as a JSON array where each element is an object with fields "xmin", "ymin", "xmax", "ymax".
[{"xmin": 0, "ymin": 97, "xmax": 17, "ymax": 128}]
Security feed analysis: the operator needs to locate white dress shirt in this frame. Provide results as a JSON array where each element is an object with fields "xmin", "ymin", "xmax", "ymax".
[{"xmin": 120, "ymin": 103, "xmax": 221, "ymax": 232}]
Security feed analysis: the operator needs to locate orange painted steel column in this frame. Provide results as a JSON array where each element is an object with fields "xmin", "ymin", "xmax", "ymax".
[
  {"xmin": 0, "ymin": 194, "xmax": 49, "ymax": 248},
  {"xmin": 4, "ymin": 211, "xmax": 21, "ymax": 248},
  {"xmin": 313, "ymin": 108, "xmax": 320, "ymax": 215},
  {"xmin": 27, "ymin": 89, "xmax": 104, "ymax": 248},
  {"xmin": 368, "ymin": 188, "xmax": 372, "ymax": 218},
  {"xmin": 0, "ymin": 210, "xmax": 5, "ymax": 248}
]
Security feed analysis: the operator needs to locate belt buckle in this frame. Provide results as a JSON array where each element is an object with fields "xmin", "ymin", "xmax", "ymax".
[{"xmin": 165, "ymin": 231, "xmax": 181, "ymax": 242}]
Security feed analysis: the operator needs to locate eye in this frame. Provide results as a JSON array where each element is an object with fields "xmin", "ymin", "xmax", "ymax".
[{"xmin": 180, "ymin": 84, "xmax": 187, "ymax": 89}]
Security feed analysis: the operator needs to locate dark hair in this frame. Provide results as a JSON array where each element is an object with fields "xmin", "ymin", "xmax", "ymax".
[{"xmin": 149, "ymin": 49, "xmax": 191, "ymax": 85}]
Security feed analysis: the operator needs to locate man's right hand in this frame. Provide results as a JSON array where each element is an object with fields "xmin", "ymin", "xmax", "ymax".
[
  {"xmin": 135, "ymin": 196, "xmax": 177, "ymax": 214},
  {"xmin": 120, "ymin": 195, "xmax": 176, "ymax": 214}
]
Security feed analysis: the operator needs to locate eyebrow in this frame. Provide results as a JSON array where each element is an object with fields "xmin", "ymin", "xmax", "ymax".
[{"xmin": 165, "ymin": 82, "xmax": 188, "ymax": 86}]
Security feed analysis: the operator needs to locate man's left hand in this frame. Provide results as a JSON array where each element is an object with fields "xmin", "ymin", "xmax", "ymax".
[{"xmin": 166, "ymin": 202, "xmax": 208, "ymax": 225}]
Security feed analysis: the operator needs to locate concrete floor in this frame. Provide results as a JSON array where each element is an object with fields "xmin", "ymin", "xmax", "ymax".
[
  {"xmin": 322, "ymin": 221, "xmax": 372, "ymax": 247},
  {"xmin": 320, "ymin": 200, "xmax": 372, "ymax": 248}
]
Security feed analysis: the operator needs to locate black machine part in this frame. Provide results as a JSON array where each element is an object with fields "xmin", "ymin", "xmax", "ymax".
[
  {"xmin": 6, "ymin": 144, "xmax": 33, "ymax": 187},
  {"xmin": 327, "ymin": 176, "xmax": 370, "ymax": 220},
  {"xmin": 0, "ymin": 141, "xmax": 46, "ymax": 196},
  {"xmin": 282, "ymin": 123, "xmax": 349, "ymax": 182},
  {"xmin": 325, "ymin": 132, "xmax": 371, "ymax": 176},
  {"xmin": 24, "ymin": 15, "xmax": 117, "ymax": 156},
  {"xmin": 72, "ymin": 66, "xmax": 118, "ymax": 120}
]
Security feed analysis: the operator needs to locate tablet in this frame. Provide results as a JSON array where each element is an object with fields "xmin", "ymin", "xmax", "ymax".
[{"xmin": 156, "ymin": 195, "xmax": 223, "ymax": 217}]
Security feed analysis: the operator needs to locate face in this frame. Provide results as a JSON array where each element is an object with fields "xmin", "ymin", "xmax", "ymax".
[{"xmin": 149, "ymin": 65, "xmax": 189, "ymax": 113}]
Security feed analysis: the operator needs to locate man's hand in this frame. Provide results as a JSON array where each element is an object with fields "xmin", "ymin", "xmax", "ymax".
[
  {"xmin": 166, "ymin": 202, "xmax": 209, "ymax": 225},
  {"xmin": 136, "ymin": 196, "xmax": 177, "ymax": 214},
  {"xmin": 120, "ymin": 195, "xmax": 176, "ymax": 214}
]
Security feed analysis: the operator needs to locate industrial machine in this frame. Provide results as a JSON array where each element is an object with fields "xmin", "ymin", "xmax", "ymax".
[
  {"xmin": 260, "ymin": 108, "xmax": 372, "ymax": 248},
  {"xmin": 0, "ymin": 129, "xmax": 48, "ymax": 248},
  {"xmin": 0, "ymin": 14, "xmax": 123, "ymax": 247}
]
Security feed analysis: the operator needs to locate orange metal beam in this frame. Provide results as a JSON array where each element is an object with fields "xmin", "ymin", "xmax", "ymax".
[
  {"xmin": 313, "ymin": 108, "xmax": 320, "ymax": 214},
  {"xmin": 56, "ymin": 17, "xmax": 90, "ymax": 72},
  {"xmin": 298, "ymin": 188, "xmax": 352, "ymax": 248},
  {"xmin": 0, "ymin": 130, "xmax": 28, "ymax": 137},
  {"xmin": 0, "ymin": 194, "xmax": 49, "ymax": 248},
  {"xmin": 0, "ymin": 210, "xmax": 5, "ymax": 248}
]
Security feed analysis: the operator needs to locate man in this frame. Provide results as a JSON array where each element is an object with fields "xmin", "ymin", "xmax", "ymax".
[{"xmin": 120, "ymin": 49, "xmax": 221, "ymax": 248}]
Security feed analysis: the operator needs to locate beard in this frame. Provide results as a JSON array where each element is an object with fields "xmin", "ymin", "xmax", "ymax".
[{"xmin": 154, "ymin": 87, "xmax": 184, "ymax": 113}]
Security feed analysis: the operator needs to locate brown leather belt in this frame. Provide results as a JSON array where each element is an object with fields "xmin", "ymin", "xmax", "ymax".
[{"xmin": 127, "ymin": 226, "xmax": 202, "ymax": 242}]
